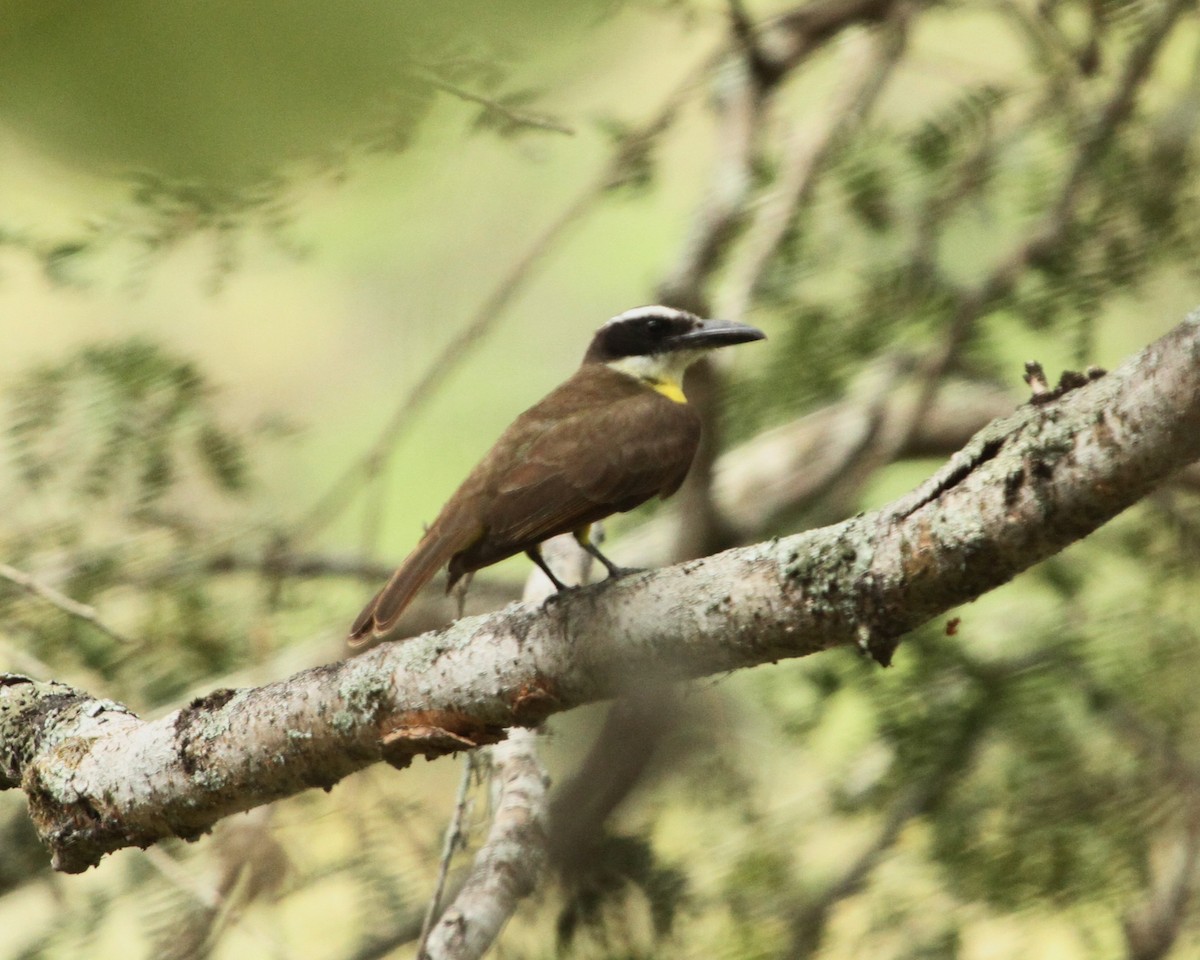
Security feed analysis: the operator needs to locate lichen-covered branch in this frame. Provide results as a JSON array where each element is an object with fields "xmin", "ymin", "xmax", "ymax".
[{"xmin": 4, "ymin": 310, "xmax": 1200, "ymax": 874}]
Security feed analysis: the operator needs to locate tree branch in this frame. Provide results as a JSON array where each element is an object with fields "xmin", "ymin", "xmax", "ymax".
[
  {"xmin": 421, "ymin": 728, "xmax": 549, "ymax": 960},
  {"xmin": 760, "ymin": 0, "xmax": 900, "ymax": 75},
  {"xmin": 5, "ymin": 311, "xmax": 1200, "ymax": 873},
  {"xmin": 418, "ymin": 755, "xmax": 477, "ymax": 954},
  {"xmin": 655, "ymin": 0, "xmax": 912, "ymax": 557}
]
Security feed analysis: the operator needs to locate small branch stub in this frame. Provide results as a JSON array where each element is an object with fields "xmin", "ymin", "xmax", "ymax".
[{"xmin": 1024, "ymin": 360, "xmax": 1050, "ymax": 397}]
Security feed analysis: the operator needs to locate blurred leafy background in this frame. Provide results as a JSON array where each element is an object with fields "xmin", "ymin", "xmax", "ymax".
[{"xmin": 3, "ymin": 0, "xmax": 1200, "ymax": 958}]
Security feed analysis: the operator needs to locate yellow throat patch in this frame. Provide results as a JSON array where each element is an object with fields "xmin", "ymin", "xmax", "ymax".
[{"xmin": 647, "ymin": 378, "xmax": 687, "ymax": 404}]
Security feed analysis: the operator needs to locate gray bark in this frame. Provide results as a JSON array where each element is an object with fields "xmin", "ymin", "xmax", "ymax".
[{"xmin": 3, "ymin": 310, "xmax": 1200, "ymax": 874}]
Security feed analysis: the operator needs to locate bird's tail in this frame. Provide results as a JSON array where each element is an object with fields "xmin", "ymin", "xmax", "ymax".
[{"xmin": 347, "ymin": 528, "xmax": 468, "ymax": 647}]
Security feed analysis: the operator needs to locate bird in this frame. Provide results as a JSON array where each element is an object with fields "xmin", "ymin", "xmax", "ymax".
[{"xmin": 347, "ymin": 305, "xmax": 765, "ymax": 647}]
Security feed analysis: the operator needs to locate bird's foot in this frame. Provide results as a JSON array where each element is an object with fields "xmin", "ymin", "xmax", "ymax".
[
  {"xmin": 541, "ymin": 583, "xmax": 581, "ymax": 607},
  {"xmin": 603, "ymin": 565, "xmax": 645, "ymax": 580}
]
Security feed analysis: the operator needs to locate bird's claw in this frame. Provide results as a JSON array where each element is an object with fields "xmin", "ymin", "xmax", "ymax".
[
  {"xmin": 605, "ymin": 565, "xmax": 645, "ymax": 579},
  {"xmin": 541, "ymin": 584, "xmax": 578, "ymax": 607}
]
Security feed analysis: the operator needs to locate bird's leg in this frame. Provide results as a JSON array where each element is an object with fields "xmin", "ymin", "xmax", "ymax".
[
  {"xmin": 572, "ymin": 526, "xmax": 641, "ymax": 580},
  {"xmin": 452, "ymin": 571, "xmax": 473, "ymax": 619},
  {"xmin": 526, "ymin": 547, "xmax": 569, "ymax": 592},
  {"xmin": 577, "ymin": 536, "xmax": 622, "ymax": 578}
]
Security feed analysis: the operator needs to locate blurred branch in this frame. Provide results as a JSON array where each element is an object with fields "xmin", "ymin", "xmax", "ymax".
[
  {"xmin": 760, "ymin": 0, "xmax": 900, "ymax": 75},
  {"xmin": 419, "ymin": 756, "xmax": 477, "ymax": 954},
  {"xmin": 720, "ymin": 13, "xmax": 908, "ymax": 321},
  {"xmin": 421, "ymin": 728, "xmax": 549, "ymax": 960},
  {"xmin": 6, "ymin": 310, "xmax": 1200, "ymax": 873},
  {"xmin": 138, "ymin": 809, "xmax": 290, "ymax": 956},
  {"xmin": 0, "ymin": 561, "xmax": 134, "ymax": 647},
  {"xmin": 203, "ymin": 546, "xmax": 517, "ymax": 625},
  {"xmin": 1122, "ymin": 807, "xmax": 1200, "ymax": 960},
  {"xmin": 1080, "ymin": 677, "xmax": 1200, "ymax": 960},
  {"xmin": 654, "ymin": 15, "xmax": 776, "ymax": 557},
  {"xmin": 1001, "ymin": 0, "xmax": 1089, "ymax": 125},
  {"xmin": 204, "ymin": 548, "xmax": 397, "ymax": 582},
  {"xmin": 661, "ymin": 0, "xmax": 905, "ymax": 312},
  {"xmin": 1049, "ymin": 0, "xmax": 1187, "ymax": 228},
  {"xmin": 659, "ymin": 2, "xmax": 911, "ymax": 558},
  {"xmin": 656, "ymin": 56, "xmax": 759, "ymax": 311},
  {"xmin": 546, "ymin": 683, "xmax": 684, "ymax": 876},
  {"xmin": 0, "ymin": 635, "xmax": 74, "ymax": 682}
]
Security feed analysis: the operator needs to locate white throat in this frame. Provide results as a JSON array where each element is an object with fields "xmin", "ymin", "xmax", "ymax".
[
  {"xmin": 606, "ymin": 350, "xmax": 699, "ymax": 385},
  {"xmin": 605, "ymin": 351, "xmax": 701, "ymax": 404}
]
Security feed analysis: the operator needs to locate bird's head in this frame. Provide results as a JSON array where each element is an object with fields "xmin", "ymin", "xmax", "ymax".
[{"xmin": 582, "ymin": 306, "xmax": 765, "ymax": 387}]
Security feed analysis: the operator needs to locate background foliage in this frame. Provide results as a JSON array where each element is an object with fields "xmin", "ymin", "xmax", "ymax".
[{"xmin": 3, "ymin": 1, "xmax": 1200, "ymax": 958}]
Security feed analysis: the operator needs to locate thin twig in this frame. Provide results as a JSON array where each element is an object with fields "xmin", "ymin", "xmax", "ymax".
[
  {"xmin": 418, "ymin": 755, "xmax": 476, "ymax": 955},
  {"xmin": 421, "ymin": 75, "xmax": 575, "ymax": 136},
  {"xmin": 0, "ymin": 561, "xmax": 134, "ymax": 646}
]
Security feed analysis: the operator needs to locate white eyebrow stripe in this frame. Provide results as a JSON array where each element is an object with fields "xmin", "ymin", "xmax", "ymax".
[{"xmin": 603, "ymin": 305, "xmax": 696, "ymax": 327}]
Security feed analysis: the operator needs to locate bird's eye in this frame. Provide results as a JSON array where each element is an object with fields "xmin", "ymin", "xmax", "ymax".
[{"xmin": 645, "ymin": 318, "xmax": 666, "ymax": 336}]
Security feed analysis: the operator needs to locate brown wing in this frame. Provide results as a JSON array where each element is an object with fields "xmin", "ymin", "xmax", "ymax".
[{"xmin": 453, "ymin": 385, "xmax": 699, "ymax": 572}]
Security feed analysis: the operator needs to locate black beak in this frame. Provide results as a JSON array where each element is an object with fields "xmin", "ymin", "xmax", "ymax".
[{"xmin": 669, "ymin": 318, "xmax": 766, "ymax": 351}]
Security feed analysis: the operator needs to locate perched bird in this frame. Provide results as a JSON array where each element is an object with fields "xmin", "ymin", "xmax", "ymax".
[{"xmin": 347, "ymin": 305, "xmax": 765, "ymax": 646}]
